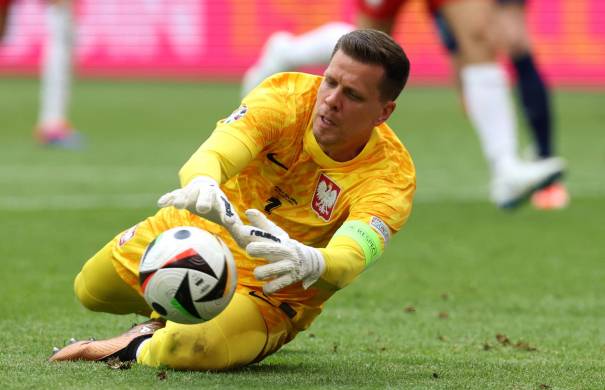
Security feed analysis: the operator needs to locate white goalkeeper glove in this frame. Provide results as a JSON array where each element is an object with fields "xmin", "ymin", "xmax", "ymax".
[
  {"xmin": 157, "ymin": 176, "xmax": 244, "ymax": 238},
  {"xmin": 244, "ymin": 209, "xmax": 325, "ymax": 295}
]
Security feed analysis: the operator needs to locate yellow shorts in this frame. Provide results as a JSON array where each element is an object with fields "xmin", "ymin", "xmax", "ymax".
[{"xmin": 74, "ymin": 207, "xmax": 299, "ymax": 369}]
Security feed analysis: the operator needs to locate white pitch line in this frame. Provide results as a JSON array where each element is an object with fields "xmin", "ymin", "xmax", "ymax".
[
  {"xmin": 0, "ymin": 185, "xmax": 604, "ymax": 210},
  {"xmin": 0, "ymin": 163, "xmax": 603, "ymax": 210},
  {"xmin": 0, "ymin": 165, "xmax": 177, "ymax": 183},
  {"xmin": 0, "ymin": 191, "xmax": 492, "ymax": 210},
  {"xmin": 0, "ymin": 193, "xmax": 161, "ymax": 210}
]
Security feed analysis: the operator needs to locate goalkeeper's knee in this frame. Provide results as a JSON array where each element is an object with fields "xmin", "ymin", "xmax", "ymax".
[{"xmin": 74, "ymin": 243, "xmax": 149, "ymax": 315}]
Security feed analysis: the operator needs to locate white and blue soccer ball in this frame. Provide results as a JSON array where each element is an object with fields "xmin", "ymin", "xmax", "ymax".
[{"xmin": 139, "ymin": 226, "xmax": 237, "ymax": 324}]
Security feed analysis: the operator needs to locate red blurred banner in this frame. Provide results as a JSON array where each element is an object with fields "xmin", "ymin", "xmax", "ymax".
[{"xmin": 0, "ymin": 0, "xmax": 603, "ymax": 85}]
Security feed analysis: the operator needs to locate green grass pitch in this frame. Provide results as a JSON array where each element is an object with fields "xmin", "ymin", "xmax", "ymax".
[{"xmin": 0, "ymin": 77, "xmax": 604, "ymax": 389}]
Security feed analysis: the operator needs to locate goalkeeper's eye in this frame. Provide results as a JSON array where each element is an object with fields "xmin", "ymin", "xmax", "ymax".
[
  {"xmin": 324, "ymin": 76, "xmax": 337, "ymax": 88},
  {"xmin": 345, "ymin": 89, "xmax": 363, "ymax": 102}
]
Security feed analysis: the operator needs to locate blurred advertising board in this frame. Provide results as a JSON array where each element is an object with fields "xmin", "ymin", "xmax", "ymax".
[{"xmin": 0, "ymin": 0, "xmax": 603, "ymax": 85}]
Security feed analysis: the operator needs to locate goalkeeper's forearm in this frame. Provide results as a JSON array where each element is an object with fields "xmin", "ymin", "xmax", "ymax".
[{"xmin": 317, "ymin": 236, "xmax": 368, "ymax": 290}]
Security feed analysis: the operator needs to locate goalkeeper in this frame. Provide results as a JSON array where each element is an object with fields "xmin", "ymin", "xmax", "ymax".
[{"xmin": 50, "ymin": 29, "xmax": 416, "ymax": 371}]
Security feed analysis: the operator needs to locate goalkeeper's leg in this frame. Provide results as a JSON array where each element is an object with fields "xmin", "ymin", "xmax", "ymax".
[
  {"xmin": 137, "ymin": 292, "xmax": 272, "ymax": 370},
  {"xmin": 53, "ymin": 288, "xmax": 292, "ymax": 371},
  {"xmin": 59, "ymin": 206, "xmax": 295, "ymax": 370},
  {"xmin": 74, "ymin": 241, "xmax": 151, "ymax": 316},
  {"xmin": 50, "ymin": 241, "xmax": 159, "ymax": 363}
]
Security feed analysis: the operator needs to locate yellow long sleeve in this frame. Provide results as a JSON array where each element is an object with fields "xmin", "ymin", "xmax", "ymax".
[
  {"xmin": 179, "ymin": 128, "xmax": 261, "ymax": 186},
  {"xmin": 318, "ymin": 235, "xmax": 368, "ymax": 290}
]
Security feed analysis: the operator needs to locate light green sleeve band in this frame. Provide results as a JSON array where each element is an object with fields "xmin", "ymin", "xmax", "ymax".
[{"xmin": 333, "ymin": 221, "xmax": 383, "ymax": 267}]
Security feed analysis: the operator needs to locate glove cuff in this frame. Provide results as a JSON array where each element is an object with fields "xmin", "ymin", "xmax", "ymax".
[
  {"xmin": 300, "ymin": 244, "xmax": 325, "ymax": 289},
  {"xmin": 189, "ymin": 175, "xmax": 219, "ymax": 187}
]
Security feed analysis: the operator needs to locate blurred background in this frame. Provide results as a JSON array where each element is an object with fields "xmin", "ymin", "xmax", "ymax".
[{"xmin": 1, "ymin": 0, "xmax": 603, "ymax": 84}]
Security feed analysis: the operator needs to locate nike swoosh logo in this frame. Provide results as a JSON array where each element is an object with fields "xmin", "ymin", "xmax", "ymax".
[{"xmin": 267, "ymin": 153, "xmax": 288, "ymax": 170}]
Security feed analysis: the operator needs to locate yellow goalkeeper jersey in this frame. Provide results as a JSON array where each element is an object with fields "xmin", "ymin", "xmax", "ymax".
[{"xmin": 179, "ymin": 72, "xmax": 415, "ymax": 330}]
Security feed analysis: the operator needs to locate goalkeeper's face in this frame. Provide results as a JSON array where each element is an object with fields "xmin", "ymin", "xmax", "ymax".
[{"xmin": 313, "ymin": 50, "xmax": 395, "ymax": 162}]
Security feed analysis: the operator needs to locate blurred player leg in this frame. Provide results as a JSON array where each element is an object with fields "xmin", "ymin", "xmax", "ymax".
[
  {"xmin": 36, "ymin": 0, "xmax": 82, "ymax": 148},
  {"xmin": 242, "ymin": 22, "xmax": 354, "ymax": 96},
  {"xmin": 493, "ymin": 0, "xmax": 568, "ymax": 209},
  {"xmin": 242, "ymin": 0, "xmax": 409, "ymax": 96},
  {"xmin": 355, "ymin": 0, "xmax": 407, "ymax": 34},
  {"xmin": 0, "ymin": 0, "xmax": 12, "ymax": 40},
  {"xmin": 437, "ymin": 0, "xmax": 564, "ymax": 208}
]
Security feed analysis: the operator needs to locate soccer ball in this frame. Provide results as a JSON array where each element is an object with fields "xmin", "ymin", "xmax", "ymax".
[{"xmin": 139, "ymin": 226, "xmax": 237, "ymax": 324}]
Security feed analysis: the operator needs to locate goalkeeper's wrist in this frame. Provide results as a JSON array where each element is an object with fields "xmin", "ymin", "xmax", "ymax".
[
  {"xmin": 312, "ymin": 247, "xmax": 326, "ymax": 277},
  {"xmin": 301, "ymin": 245, "xmax": 326, "ymax": 289},
  {"xmin": 188, "ymin": 175, "xmax": 219, "ymax": 187}
]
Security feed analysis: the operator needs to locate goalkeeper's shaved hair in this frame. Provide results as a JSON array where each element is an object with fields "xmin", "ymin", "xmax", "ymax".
[{"xmin": 332, "ymin": 29, "xmax": 410, "ymax": 102}]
